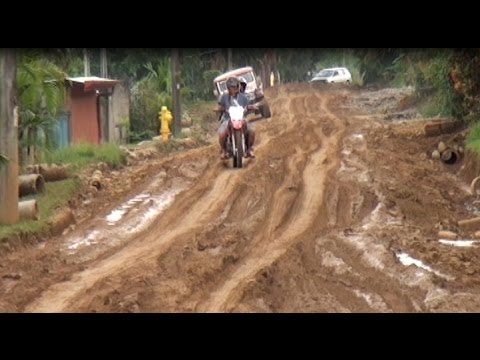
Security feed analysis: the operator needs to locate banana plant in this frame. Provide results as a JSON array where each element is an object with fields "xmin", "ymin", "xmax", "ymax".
[{"xmin": 17, "ymin": 51, "xmax": 66, "ymax": 165}]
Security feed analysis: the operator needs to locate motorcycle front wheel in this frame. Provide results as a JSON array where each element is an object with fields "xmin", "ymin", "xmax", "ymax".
[{"xmin": 232, "ymin": 130, "xmax": 244, "ymax": 168}]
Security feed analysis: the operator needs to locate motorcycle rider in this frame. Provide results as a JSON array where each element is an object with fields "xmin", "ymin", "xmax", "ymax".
[
  {"xmin": 215, "ymin": 76, "xmax": 256, "ymax": 159},
  {"xmin": 239, "ymin": 76, "xmax": 247, "ymax": 94},
  {"xmin": 239, "ymin": 76, "xmax": 260, "ymax": 115}
]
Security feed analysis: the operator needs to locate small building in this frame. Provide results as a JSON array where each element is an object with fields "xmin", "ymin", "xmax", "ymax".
[{"xmin": 54, "ymin": 76, "xmax": 129, "ymax": 147}]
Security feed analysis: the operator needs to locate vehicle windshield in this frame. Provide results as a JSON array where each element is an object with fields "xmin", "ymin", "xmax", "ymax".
[
  {"xmin": 240, "ymin": 72, "xmax": 254, "ymax": 83},
  {"xmin": 316, "ymin": 70, "xmax": 334, "ymax": 77},
  {"xmin": 218, "ymin": 81, "xmax": 228, "ymax": 93},
  {"xmin": 217, "ymin": 72, "xmax": 255, "ymax": 93}
]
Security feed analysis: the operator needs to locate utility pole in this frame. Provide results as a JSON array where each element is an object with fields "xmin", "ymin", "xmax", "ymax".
[
  {"xmin": 171, "ymin": 48, "xmax": 181, "ymax": 138},
  {"xmin": 99, "ymin": 48, "xmax": 113, "ymax": 142},
  {"xmin": 83, "ymin": 48, "xmax": 90, "ymax": 76},
  {"xmin": 0, "ymin": 48, "xmax": 18, "ymax": 224},
  {"xmin": 100, "ymin": 48, "xmax": 108, "ymax": 78}
]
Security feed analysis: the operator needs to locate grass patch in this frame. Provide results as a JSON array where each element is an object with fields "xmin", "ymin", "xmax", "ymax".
[
  {"xmin": 2, "ymin": 143, "xmax": 124, "ymax": 242},
  {"xmin": 417, "ymin": 93, "xmax": 454, "ymax": 118},
  {"xmin": 41, "ymin": 143, "xmax": 126, "ymax": 173},
  {"xmin": 0, "ymin": 177, "xmax": 80, "ymax": 240},
  {"xmin": 466, "ymin": 122, "xmax": 480, "ymax": 154}
]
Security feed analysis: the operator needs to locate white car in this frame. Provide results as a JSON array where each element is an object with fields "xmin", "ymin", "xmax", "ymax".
[{"xmin": 310, "ymin": 67, "xmax": 352, "ymax": 84}]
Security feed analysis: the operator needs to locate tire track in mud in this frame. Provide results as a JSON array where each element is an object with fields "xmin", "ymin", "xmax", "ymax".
[
  {"xmin": 25, "ymin": 84, "xmax": 426, "ymax": 313},
  {"xmin": 208, "ymin": 87, "xmax": 421, "ymax": 313},
  {"xmin": 25, "ymin": 153, "xmax": 259, "ymax": 312},
  {"xmin": 197, "ymin": 90, "xmax": 345, "ymax": 312},
  {"xmin": 231, "ymin": 91, "xmax": 421, "ymax": 313},
  {"xmin": 26, "ymin": 85, "xmax": 344, "ymax": 312}
]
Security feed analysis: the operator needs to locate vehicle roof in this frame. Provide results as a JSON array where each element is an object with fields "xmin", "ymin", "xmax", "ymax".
[
  {"xmin": 319, "ymin": 67, "xmax": 349, "ymax": 71},
  {"xmin": 214, "ymin": 67, "xmax": 253, "ymax": 83}
]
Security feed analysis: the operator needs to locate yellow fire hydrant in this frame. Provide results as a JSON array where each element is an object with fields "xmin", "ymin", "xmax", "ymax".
[{"xmin": 159, "ymin": 106, "xmax": 173, "ymax": 141}]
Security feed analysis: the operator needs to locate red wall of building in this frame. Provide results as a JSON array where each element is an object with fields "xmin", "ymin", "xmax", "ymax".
[{"xmin": 68, "ymin": 84, "xmax": 100, "ymax": 144}]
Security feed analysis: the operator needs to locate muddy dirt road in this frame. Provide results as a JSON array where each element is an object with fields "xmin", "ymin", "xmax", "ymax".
[{"xmin": 3, "ymin": 83, "xmax": 480, "ymax": 312}]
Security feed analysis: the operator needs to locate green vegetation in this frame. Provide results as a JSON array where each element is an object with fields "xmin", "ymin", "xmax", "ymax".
[
  {"xmin": 129, "ymin": 59, "xmax": 175, "ymax": 137},
  {"xmin": 41, "ymin": 142, "xmax": 126, "ymax": 172},
  {"xmin": 412, "ymin": 51, "xmax": 457, "ymax": 117},
  {"xmin": 0, "ymin": 177, "xmax": 79, "ymax": 240},
  {"xmin": 365, "ymin": 50, "xmax": 458, "ymax": 117},
  {"xmin": 1, "ymin": 142, "xmax": 125, "ymax": 241},
  {"xmin": 8, "ymin": 48, "xmax": 480, "ymax": 147},
  {"xmin": 466, "ymin": 122, "xmax": 480, "ymax": 153},
  {"xmin": 17, "ymin": 50, "xmax": 66, "ymax": 165}
]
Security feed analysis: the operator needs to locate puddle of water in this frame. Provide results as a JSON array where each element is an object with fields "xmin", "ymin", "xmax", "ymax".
[
  {"xmin": 64, "ymin": 184, "xmax": 187, "ymax": 256},
  {"xmin": 106, "ymin": 209, "xmax": 127, "ymax": 224},
  {"xmin": 106, "ymin": 193, "xmax": 153, "ymax": 225},
  {"xmin": 396, "ymin": 252, "xmax": 453, "ymax": 280},
  {"xmin": 67, "ymin": 230, "xmax": 101, "ymax": 251},
  {"xmin": 397, "ymin": 252, "xmax": 430, "ymax": 270},
  {"xmin": 438, "ymin": 239, "xmax": 480, "ymax": 247},
  {"xmin": 125, "ymin": 189, "xmax": 182, "ymax": 233}
]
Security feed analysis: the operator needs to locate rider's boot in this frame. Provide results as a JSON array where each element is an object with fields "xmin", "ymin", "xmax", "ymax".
[
  {"xmin": 219, "ymin": 133, "xmax": 229, "ymax": 159},
  {"xmin": 245, "ymin": 129, "xmax": 256, "ymax": 158}
]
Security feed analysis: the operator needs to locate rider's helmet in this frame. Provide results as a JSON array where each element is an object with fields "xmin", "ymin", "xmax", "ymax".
[
  {"xmin": 238, "ymin": 77, "xmax": 247, "ymax": 93},
  {"xmin": 226, "ymin": 76, "xmax": 240, "ymax": 90}
]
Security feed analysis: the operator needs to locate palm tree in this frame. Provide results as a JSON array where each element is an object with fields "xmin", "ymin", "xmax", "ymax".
[{"xmin": 130, "ymin": 59, "xmax": 173, "ymax": 134}]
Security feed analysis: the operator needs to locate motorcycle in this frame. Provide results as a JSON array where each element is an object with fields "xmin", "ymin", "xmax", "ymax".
[{"xmin": 225, "ymin": 105, "xmax": 247, "ymax": 168}]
